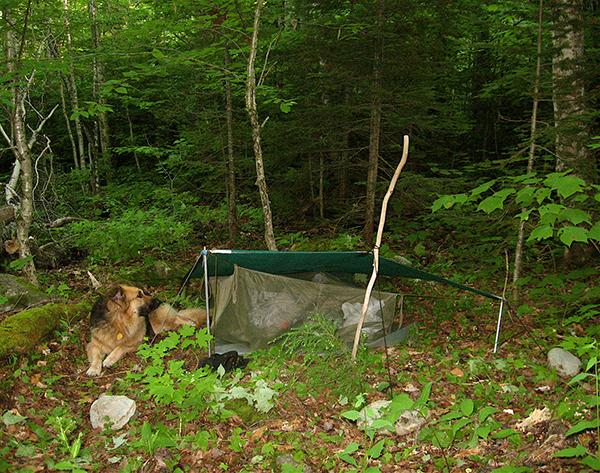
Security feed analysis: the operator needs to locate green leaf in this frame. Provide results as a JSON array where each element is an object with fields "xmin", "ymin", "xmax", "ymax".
[
  {"xmin": 152, "ymin": 49, "xmax": 164, "ymax": 59},
  {"xmin": 580, "ymin": 455, "xmax": 600, "ymax": 470},
  {"xmin": 538, "ymin": 203, "xmax": 565, "ymax": 224},
  {"xmin": 343, "ymin": 442, "xmax": 360, "ymax": 454},
  {"xmin": 477, "ymin": 189, "xmax": 515, "ymax": 213},
  {"xmin": 491, "ymin": 428, "xmax": 519, "ymax": 439},
  {"xmin": 515, "ymin": 187, "xmax": 535, "ymax": 206},
  {"xmin": 479, "ymin": 406, "xmax": 500, "ymax": 423},
  {"xmin": 452, "ymin": 417, "xmax": 473, "ymax": 434},
  {"xmin": 367, "ymin": 439, "xmax": 386, "ymax": 458},
  {"xmin": 439, "ymin": 411, "xmax": 463, "ymax": 422},
  {"xmin": 460, "ymin": 398, "xmax": 474, "ymax": 416},
  {"xmin": 337, "ymin": 453, "xmax": 357, "ymax": 466},
  {"xmin": 431, "ymin": 195, "xmax": 458, "ymax": 212},
  {"xmin": 554, "ymin": 444, "xmax": 589, "ymax": 458},
  {"xmin": 544, "ymin": 173, "xmax": 586, "ymax": 199},
  {"xmin": 476, "ymin": 424, "xmax": 492, "ymax": 439},
  {"xmin": 588, "ymin": 222, "xmax": 600, "ymax": 241},
  {"xmin": 469, "ymin": 180, "xmax": 496, "ymax": 199},
  {"xmin": 416, "ymin": 382, "xmax": 433, "ymax": 407},
  {"xmin": 2, "ymin": 411, "xmax": 27, "ymax": 426},
  {"xmin": 559, "ymin": 226, "xmax": 589, "ymax": 247},
  {"xmin": 388, "ymin": 393, "xmax": 414, "ymax": 412},
  {"xmin": 454, "ymin": 193, "xmax": 468, "ymax": 205},
  {"xmin": 490, "ymin": 467, "xmax": 533, "ymax": 473},
  {"xmin": 534, "ymin": 186, "xmax": 552, "ymax": 204},
  {"xmin": 515, "ymin": 209, "xmax": 533, "ymax": 221},
  {"xmin": 341, "ymin": 410, "xmax": 362, "ymax": 421},
  {"xmin": 558, "ymin": 208, "xmax": 591, "ymax": 225},
  {"xmin": 569, "ymin": 372, "xmax": 593, "ymax": 385},
  {"xmin": 528, "ymin": 224, "xmax": 554, "ymax": 241},
  {"xmin": 370, "ymin": 419, "xmax": 394, "ymax": 431},
  {"xmin": 566, "ymin": 419, "xmax": 600, "ymax": 436}
]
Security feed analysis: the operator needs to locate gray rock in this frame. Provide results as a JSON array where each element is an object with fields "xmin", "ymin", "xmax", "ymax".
[
  {"xmin": 357, "ymin": 400, "xmax": 392, "ymax": 431},
  {"xmin": 394, "ymin": 409, "xmax": 427, "ymax": 436},
  {"xmin": 275, "ymin": 453, "xmax": 313, "ymax": 473},
  {"xmin": 357, "ymin": 400, "xmax": 426, "ymax": 436},
  {"xmin": 90, "ymin": 394, "xmax": 136, "ymax": 430},
  {"xmin": 548, "ymin": 348, "xmax": 581, "ymax": 378},
  {"xmin": 0, "ymin": 274, "xmax": 48, "ymax": 311}
]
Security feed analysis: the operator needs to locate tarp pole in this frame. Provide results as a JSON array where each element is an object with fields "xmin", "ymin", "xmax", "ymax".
[
  {"xmin": 202, "ymin": 247, "xmax": 212, "ymax": 356},
  {"xmin": 493, "ymin": 299, "xmax": 505, "ymax": 354}
]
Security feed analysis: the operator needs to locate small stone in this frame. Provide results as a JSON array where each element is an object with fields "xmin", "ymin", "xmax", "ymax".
[
  {"xmin": 357, "ymin": 400, "xmax": 426, "ymax": 436},
  {"xmin": 357, "ymin": 400, "xmax": 392, "ymax": 431},
  {"xmin": 548, "ymin": 348, "xmax": 581, "ymax": 378},
  {"xmin": 394, "ymin": 409, "xmax": 426, "ymax": 436},
  {"xmin": 90, "ymin": 394, "xmax": 136, "ymax": 430},
  {"xmin": 275, "ymin": 453, "xmax": 313, "ymax": 473}
]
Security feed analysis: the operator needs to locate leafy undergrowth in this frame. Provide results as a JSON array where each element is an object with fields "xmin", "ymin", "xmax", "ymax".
[{"xmin": 0, "ymin": 280, "xmax": 598, "ymax": 473}]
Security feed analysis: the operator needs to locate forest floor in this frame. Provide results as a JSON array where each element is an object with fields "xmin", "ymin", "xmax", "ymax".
[{"xmin": 0, "ymin": 261, "xmax": 596, "ymax": 473}]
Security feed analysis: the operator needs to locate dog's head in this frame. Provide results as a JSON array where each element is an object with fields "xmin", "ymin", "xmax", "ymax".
[{"xmin": 106, "ymin": 285, "xmax": 161, "ymax": 317}]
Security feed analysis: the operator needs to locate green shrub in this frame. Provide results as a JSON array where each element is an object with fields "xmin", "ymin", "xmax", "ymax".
[{"xmin": 64, "ymin": 209, "xmax": 192, "ymax": 263}]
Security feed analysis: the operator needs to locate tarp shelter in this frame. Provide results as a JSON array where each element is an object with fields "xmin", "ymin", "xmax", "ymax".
[{"xmin": 187, "ymin": 250, "xmax": 505, "ymax": 352}]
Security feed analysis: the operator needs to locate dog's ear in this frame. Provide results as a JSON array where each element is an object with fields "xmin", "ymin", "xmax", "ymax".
[{"xmin": 107, "ymin": 285, "xmax": 126, "ymax": 301}]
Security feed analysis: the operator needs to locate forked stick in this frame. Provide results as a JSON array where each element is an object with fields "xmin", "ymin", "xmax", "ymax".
[{"xmin": 351, "ymin": 135, "xmax": 410, "ymax": 359}]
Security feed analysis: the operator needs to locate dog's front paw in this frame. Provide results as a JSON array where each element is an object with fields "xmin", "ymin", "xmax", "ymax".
[
  {"xmin": 86, "ymin": 365, "xmax": 101, "ymax": 377},
  {"xmin": 102, "ymin": 357, "xmax": 116, "ymax": 368}
]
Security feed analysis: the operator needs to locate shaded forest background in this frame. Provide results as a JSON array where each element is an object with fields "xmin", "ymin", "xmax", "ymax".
[{"xmin": 0, "ymin": 0, "xmax": 599, "ymax": 294}]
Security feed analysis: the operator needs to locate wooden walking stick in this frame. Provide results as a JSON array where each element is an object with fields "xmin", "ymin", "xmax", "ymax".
[{"xmin": 351, "ymin": 135, "xmax": 410, "ymax": 359}]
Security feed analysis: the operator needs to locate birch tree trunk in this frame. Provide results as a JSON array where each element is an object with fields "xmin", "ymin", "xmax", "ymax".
[
  {"xmin": 5, "ymin": 25, "xmax": 38, "ymax": 286},
  {"xmin": 245, "ymin": 0, "xmax": 277, "ymax": 251},
  {"xmin": 552, "ymin": 0, "xmax": 596, "ymax": 184}
]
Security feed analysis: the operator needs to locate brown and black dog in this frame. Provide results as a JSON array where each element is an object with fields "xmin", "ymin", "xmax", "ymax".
[{"xmin": 85, "ymin": 284, "xmax": 206, "ymax": 377}]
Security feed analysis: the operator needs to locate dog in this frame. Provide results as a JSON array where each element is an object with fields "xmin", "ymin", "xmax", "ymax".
[{"xmin": 85, "ymin": 284, "xmax": 207, "ymax": 377}]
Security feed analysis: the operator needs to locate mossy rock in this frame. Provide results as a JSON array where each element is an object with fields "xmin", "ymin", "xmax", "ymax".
[
  {"xmin": 0, "ymin": 274, "xmax": 49, "ymax": 311},
  {"xmin": 0, "ymin": 300, "xmax": 90, "ymax": 359}
]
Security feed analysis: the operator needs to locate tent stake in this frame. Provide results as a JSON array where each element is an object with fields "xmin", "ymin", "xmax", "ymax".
[
  {"xmin": 202, "ymin": 248, "xmax": 213, "ymax": 356},
  {"xmin": 493, "ymin": 299, "xmax": 505, "ymax": 354}
]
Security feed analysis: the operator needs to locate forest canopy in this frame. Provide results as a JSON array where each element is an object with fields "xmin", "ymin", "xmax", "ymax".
[{"xmin": 0, "ymin": 0, "xmax": 598, "ymax": 288}]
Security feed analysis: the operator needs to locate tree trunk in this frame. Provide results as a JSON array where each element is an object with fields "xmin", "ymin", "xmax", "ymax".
[
  {"xmin": 6, "ymin": 26, "xmax": 38, "ymax": 286},
  {"xmin": 319, "ymin": 153, "xmax": 324, "ymax": 219},
  {"xmin": 338, "ymin": 89, "xmax": 351, "ymax": 202},
  {"xmin": 245, "ymin": 0, "xmax": 277, "ymax": 251},
  {"xmin": 513, "ymin": 0, "xmax": 544, "ymax": 301},
  {"xmin": 552, "ymin": 0, "xmax": 596, "ymax": 184},
  {"xmin": 364, "ymin": 0, "xmax": 384, "ymax": 245},
  {"xmin": 224, "ymin": 46, "xmax": 239, "ymax": 243},
  {"xmin": 89, "ymin": 0, "xmax": 111, "ymax": 186},
  {"xmin": 62, "ymin": 0, "xmax": 86, "ymax": 174}
]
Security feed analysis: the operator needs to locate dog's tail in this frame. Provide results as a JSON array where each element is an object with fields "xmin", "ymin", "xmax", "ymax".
[{"xmin": 178, "ymin": 308, "xmax": 207, "ymax": 327}]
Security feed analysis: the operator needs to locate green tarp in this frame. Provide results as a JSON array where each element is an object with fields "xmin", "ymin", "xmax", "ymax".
[{"xmin": 188, "ymin": 250, "xmax": 502, "ymax": 301}]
